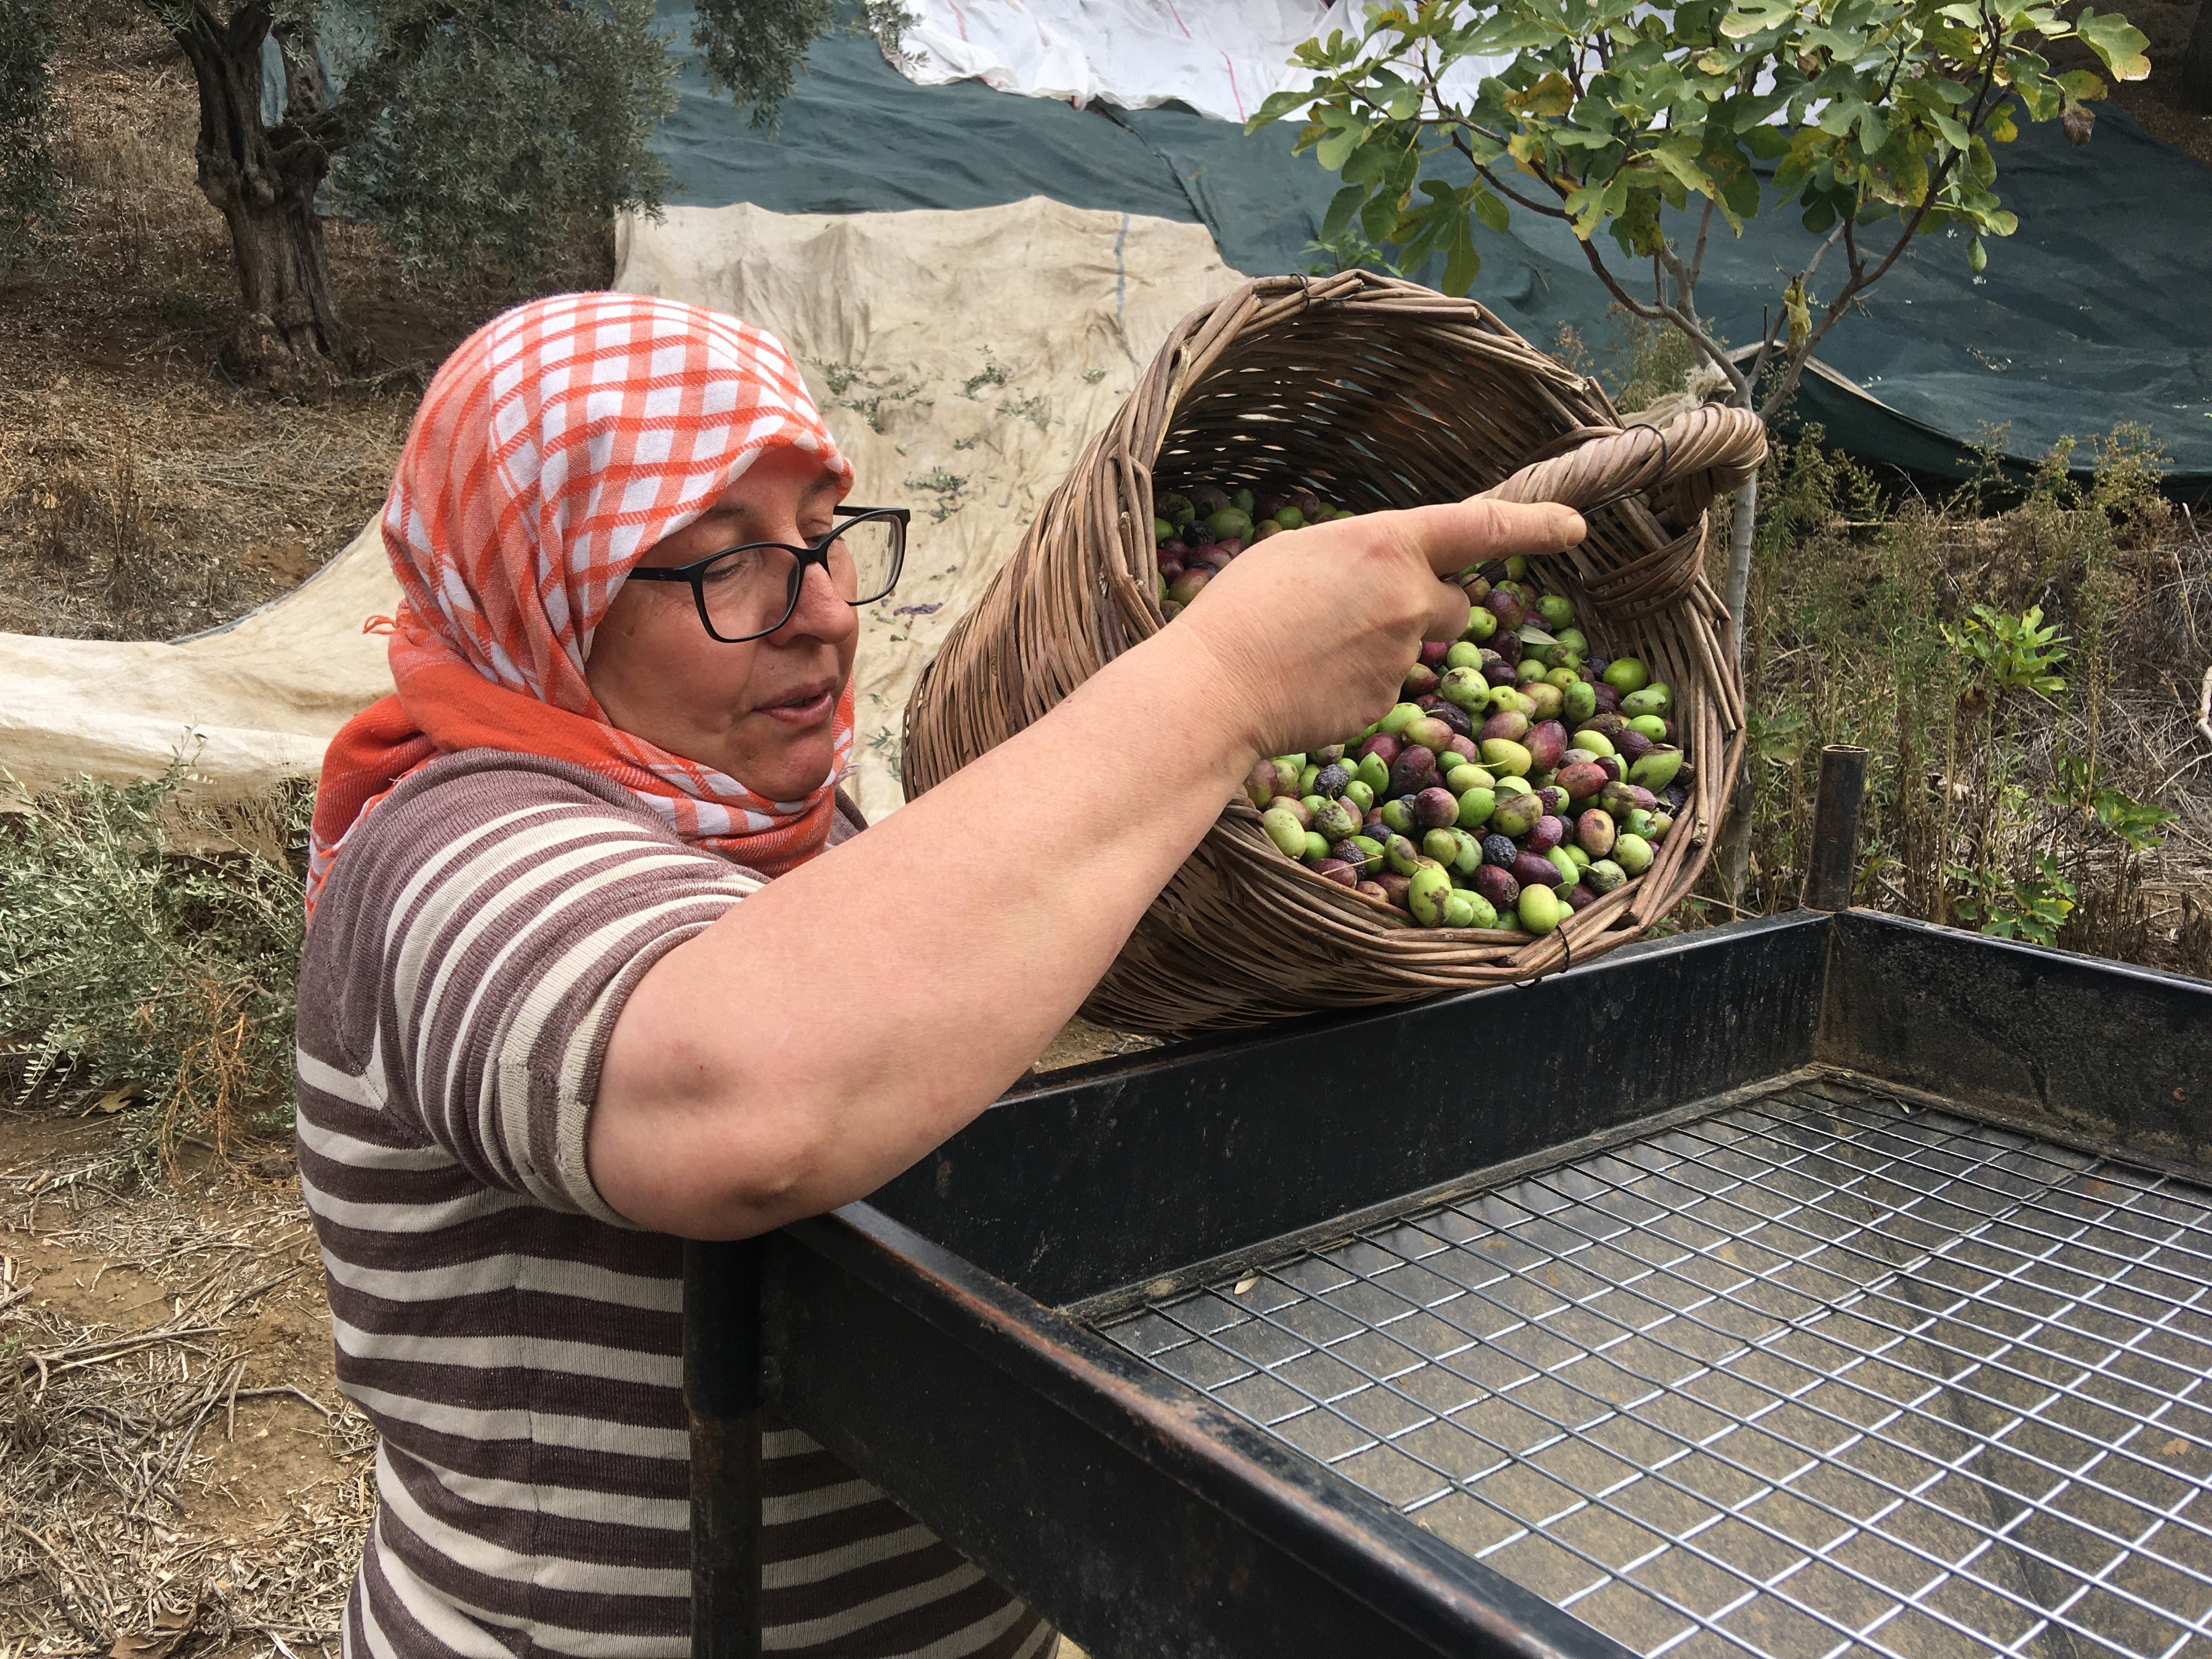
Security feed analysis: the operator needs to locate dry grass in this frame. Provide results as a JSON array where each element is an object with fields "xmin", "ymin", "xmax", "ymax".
[
  {"xmin": 1, "ymin": 1114, "xmax": 368, "ymax": 1658},
  {"xmin": 1686, "ymin": 428, "xmax": 2212, "ymax": 978},
  {"xmin": 0, "ymin": 14, "xmax": 574, "ymax": 645}
]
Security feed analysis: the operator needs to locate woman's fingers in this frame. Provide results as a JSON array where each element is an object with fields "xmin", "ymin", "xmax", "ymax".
[{"xmin": 1407, "ymin": 498, "xmax": 1588, "ymax": 578}]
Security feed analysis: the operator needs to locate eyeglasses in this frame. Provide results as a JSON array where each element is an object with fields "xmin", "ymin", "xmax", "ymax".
[{"xmin": 626, "ymin": 506, "xmax": 909, "ymax": 643}]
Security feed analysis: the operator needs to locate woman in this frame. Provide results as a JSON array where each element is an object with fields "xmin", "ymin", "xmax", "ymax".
[{"xmin": 296, "ymin": 291, "xmax": 1582, "ymax": 1658}]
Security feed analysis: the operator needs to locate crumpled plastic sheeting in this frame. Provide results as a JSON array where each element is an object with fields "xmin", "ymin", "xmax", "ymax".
[{"xmin": 894, "ymin": 0, "xmax": 1512, "ymax": 125}]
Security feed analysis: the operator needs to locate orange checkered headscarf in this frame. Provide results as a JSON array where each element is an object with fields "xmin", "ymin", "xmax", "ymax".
[{"xmin": 306, "ymin": 292, "xmax": 856, "ymax": 918}]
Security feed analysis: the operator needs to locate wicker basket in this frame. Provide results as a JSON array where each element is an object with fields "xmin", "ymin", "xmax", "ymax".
[{"xmin": 903, "ymin": 272, "xmax": 1766, "ymax": 1035}]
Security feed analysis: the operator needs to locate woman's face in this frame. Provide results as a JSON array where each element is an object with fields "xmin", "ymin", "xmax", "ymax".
[{"xmin": 586, "ymin": 446, "xmax": 858, "ymax": 803}]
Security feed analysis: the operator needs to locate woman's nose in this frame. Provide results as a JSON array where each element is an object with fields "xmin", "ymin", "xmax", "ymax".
[{"xmin": 775, "ymin": 559, "xmax": 857, "ymax": 646}]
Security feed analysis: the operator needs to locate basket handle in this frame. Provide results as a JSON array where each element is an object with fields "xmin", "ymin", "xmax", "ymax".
[{"xmin": 1474, "ymin": 402, "xmax": 1766, "ymax": 529}]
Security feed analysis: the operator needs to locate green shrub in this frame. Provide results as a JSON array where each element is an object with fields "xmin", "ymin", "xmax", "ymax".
[{"xmin": 0, "ymin": 762, "xmax": 306, "ymax": 1165}]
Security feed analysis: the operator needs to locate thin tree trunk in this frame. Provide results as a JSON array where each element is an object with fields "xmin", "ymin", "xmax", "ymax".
[
  {"xmin": 1717, "ymin": 471, "xmax": 1760, "ymax": 905},
  {"xmin": 1724, "ymin": 470, "xmax": 1758, "ymax": 662},
  {"xmin": 170, "ymin": 2, "xmax": 345, "ymax": 386}
]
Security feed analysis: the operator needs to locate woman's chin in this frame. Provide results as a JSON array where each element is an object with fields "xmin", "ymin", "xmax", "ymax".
[{"xmin": 734, "ymin": 737, "xmax": 837, "ymax": 804}]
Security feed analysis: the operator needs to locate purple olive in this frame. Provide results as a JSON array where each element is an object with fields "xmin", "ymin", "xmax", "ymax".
[
  {"xmin": 1389, "ymin": 746, "xmax": 1438, "ymax": 797},
  {"xmin": 1403, "ymin": 663, "xmax": 1441, "ymax": 698},
  {"xmin": 1472, "ymin": 865, "xmax": 1520, "ymax": 907},
  {"xmin": 1483, "ymin": 659, "xmax": 1519, "ymax": 688},
  {"xmin": 1376, "ymin": 871, "xmax": 1413, "ymax": 910},
  {"xmin": 1511, "ymin": 851, "xmax": 1565, "ymax": 889},
  {"xmin": 1557, "ymin": 761, "xmax": 1609, "ymax": 802},
  {"xmin": 1312, "ymin": 859, "xmax": 1357, "ymax": 888},
  {"xmin": 1359, "ymin": 732, "xmax": 1402, "ymax": 766},
  {"xmin": 1593, "ymin": 683, "xmax": 1622, "ymax": 715},
  {"xmin": 1313, "ymin": 762, "xmax": 1354, "ymax": 799},
  {"xmin": 1420, "ymin": 640, "xmax": 1452, "ymax": 670},
  {"xmin": 1526, "ymin": 815, "xmax": 1566, "ymax": 853},
  {"xmin": 1428, "ymin": 701, "xmax": 1474, "ymax": 739},
  {"xmin": 1565, "ymin": 883, "xmax": 1598, "ymax": 911},
  {"xmin": 1525, "ymin": 720, "xmax": 1570, "ymax": 773},
  {"xmin": 1157, "ymin": 538, "xmax": 1189, "ymax": 566},
  {"xmin": 1485, "ymin": 590, "xmax": 1526, "ymax": 631},
  {"xmin": 1414, "ymin": 787, "xmax": 1460, "ymax": 830}
]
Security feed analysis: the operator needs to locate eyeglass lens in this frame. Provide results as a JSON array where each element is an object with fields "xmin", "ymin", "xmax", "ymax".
[{"xmin": 697, "ymin": 517, "xmax": 901, "ymax": 640}]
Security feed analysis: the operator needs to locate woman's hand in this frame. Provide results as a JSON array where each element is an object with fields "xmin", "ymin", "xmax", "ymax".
[
  {"xmin": 589, "ymin": 493, "xmax": 1586, "ymax": 1238},
  {"xmin": 1175, "ymin": 498, "xmax": 1588, "ymax": 759}
]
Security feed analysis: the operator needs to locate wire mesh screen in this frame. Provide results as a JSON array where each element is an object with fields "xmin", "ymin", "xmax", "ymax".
[{"xmin": 1091, "ymin": 1079, "xmax": 2212, "ymax": 1659}]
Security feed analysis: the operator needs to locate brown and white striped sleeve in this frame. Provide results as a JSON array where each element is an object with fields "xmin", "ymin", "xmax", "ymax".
[{"xmin": 295, "ymin": 751, "xmax": 1054, "ymax": 1659}]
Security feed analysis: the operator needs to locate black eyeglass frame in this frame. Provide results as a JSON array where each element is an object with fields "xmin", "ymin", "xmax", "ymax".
[{"xmin": 627, "ymin": 505, "xmax": 910, "ymax": 643}]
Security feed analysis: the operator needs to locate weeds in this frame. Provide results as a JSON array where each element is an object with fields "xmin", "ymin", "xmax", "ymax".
[
  {"xmin": 0, "ymin": 761, "xmax": 306, "ymax": 1171},
  {"xmin": 1715, "ymin": 420, "xmax": 2211, "ymax": 978},
  {"xmin": 810, "ymin": 360, "xmax": 933, "ymax": 435}
]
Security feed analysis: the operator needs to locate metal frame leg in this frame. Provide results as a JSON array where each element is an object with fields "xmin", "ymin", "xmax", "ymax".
[
  {"xmin": 1800, "ymin": 744, "xmax": 1869, "ymax": 912},
  {"xmin": 685, "ymin": 1237, "xmax": 763, "ymax": 1659}
]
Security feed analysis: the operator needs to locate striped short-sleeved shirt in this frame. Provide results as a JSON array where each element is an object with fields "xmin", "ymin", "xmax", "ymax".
[{"xmin": 295, "ymin": 752, "xmax": 1053, "ymax": 1659}]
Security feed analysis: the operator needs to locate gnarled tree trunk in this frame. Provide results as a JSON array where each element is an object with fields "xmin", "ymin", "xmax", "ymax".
[{"xmin": 169, "ymin": 3, "xmax": 346, "ymax": 386}]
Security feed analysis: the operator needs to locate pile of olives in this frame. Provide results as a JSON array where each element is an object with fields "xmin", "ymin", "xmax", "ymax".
[
  {"xmin": 1157, "ymin": 482, "xmax": 1694, "ymax": 936},
  {"xmin": 1153, "ymin": 482, "xmax": 1357, "ymax": 616}
]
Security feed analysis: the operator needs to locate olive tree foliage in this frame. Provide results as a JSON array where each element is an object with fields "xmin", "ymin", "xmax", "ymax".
[
  {"xmin": 1252, "ymin": 0, "xmax": 2151, "ymax": 634},
  {"xmin": 0, "ymin": 0, "xmax": 64, "ymax": 271},
  {"xmin": 14, "ymin": 0, "xmax": 882, "ymax": 381}
]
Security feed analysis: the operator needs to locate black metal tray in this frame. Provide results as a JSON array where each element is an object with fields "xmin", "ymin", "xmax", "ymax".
[{"xmin": 692, "ymin": 909, "xmax": 2212, "ymax": 1659}]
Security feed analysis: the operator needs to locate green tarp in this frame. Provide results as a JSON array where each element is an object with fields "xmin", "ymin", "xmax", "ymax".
[{"xmin": 653, "ymin": 3, "xmax": 2212, "ymax": 488}]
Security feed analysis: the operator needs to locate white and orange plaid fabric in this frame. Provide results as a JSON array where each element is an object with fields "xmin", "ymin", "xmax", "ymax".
[{"xmin": 307, "ymin": 291, "xmax": 857, "ymax": 917}]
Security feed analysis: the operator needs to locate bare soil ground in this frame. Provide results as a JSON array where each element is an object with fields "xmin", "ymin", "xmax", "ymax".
[{"xmin": 2, "ymin": 1105, "xmax": 367, "ymax": 1658}]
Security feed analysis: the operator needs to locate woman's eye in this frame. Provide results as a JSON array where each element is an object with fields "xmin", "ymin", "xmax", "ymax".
[{"xmin": 704, "ymin": 549, "xmax": 765, "ymax": 583}]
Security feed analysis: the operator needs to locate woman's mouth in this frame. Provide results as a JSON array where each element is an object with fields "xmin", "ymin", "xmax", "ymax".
[{"xmin": 759, "ymin": 684, "xmax": 838, "ymax": 726}]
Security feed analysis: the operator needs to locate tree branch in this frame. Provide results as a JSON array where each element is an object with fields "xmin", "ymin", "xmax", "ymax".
[
  {"xmin": 1686, "ymin": 195, "xmax": 1717, "ymax": 290},
  {"xmin": 1443, "ymin": 127, "xmax": 1571, "ymax": 218}
]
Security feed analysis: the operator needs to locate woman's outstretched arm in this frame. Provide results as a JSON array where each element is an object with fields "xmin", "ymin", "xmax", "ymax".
[{"xmin": 588, "ymin": 499, "xmax": 1584, "ymax": 1238}]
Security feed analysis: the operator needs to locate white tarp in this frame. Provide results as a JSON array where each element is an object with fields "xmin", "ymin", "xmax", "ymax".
[
  {"xmin": 894, "ymin": 0, "xmax": 1510, "ymax": 125},
  {"xmin": 0, "ymin": 198, "xmax": 1243, "ymax": 823}
]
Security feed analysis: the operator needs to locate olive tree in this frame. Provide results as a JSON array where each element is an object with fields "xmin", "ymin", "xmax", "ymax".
[
  {"xmin": 35, "ymin": 0, "xmax": 887, "ymax": 383},
  {"xmin": 1252, "ymin": 0, "xmax": 2151, "ymax": 642},
  {"xmin": 1, "ymin": 0, "xmax": 63, "ymax": 270}
]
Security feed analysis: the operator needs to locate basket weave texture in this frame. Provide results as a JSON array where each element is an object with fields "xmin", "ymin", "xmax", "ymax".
[{"xmin": 904, "ymin": 272, "xmax": 1765, "ymax": 1035}]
